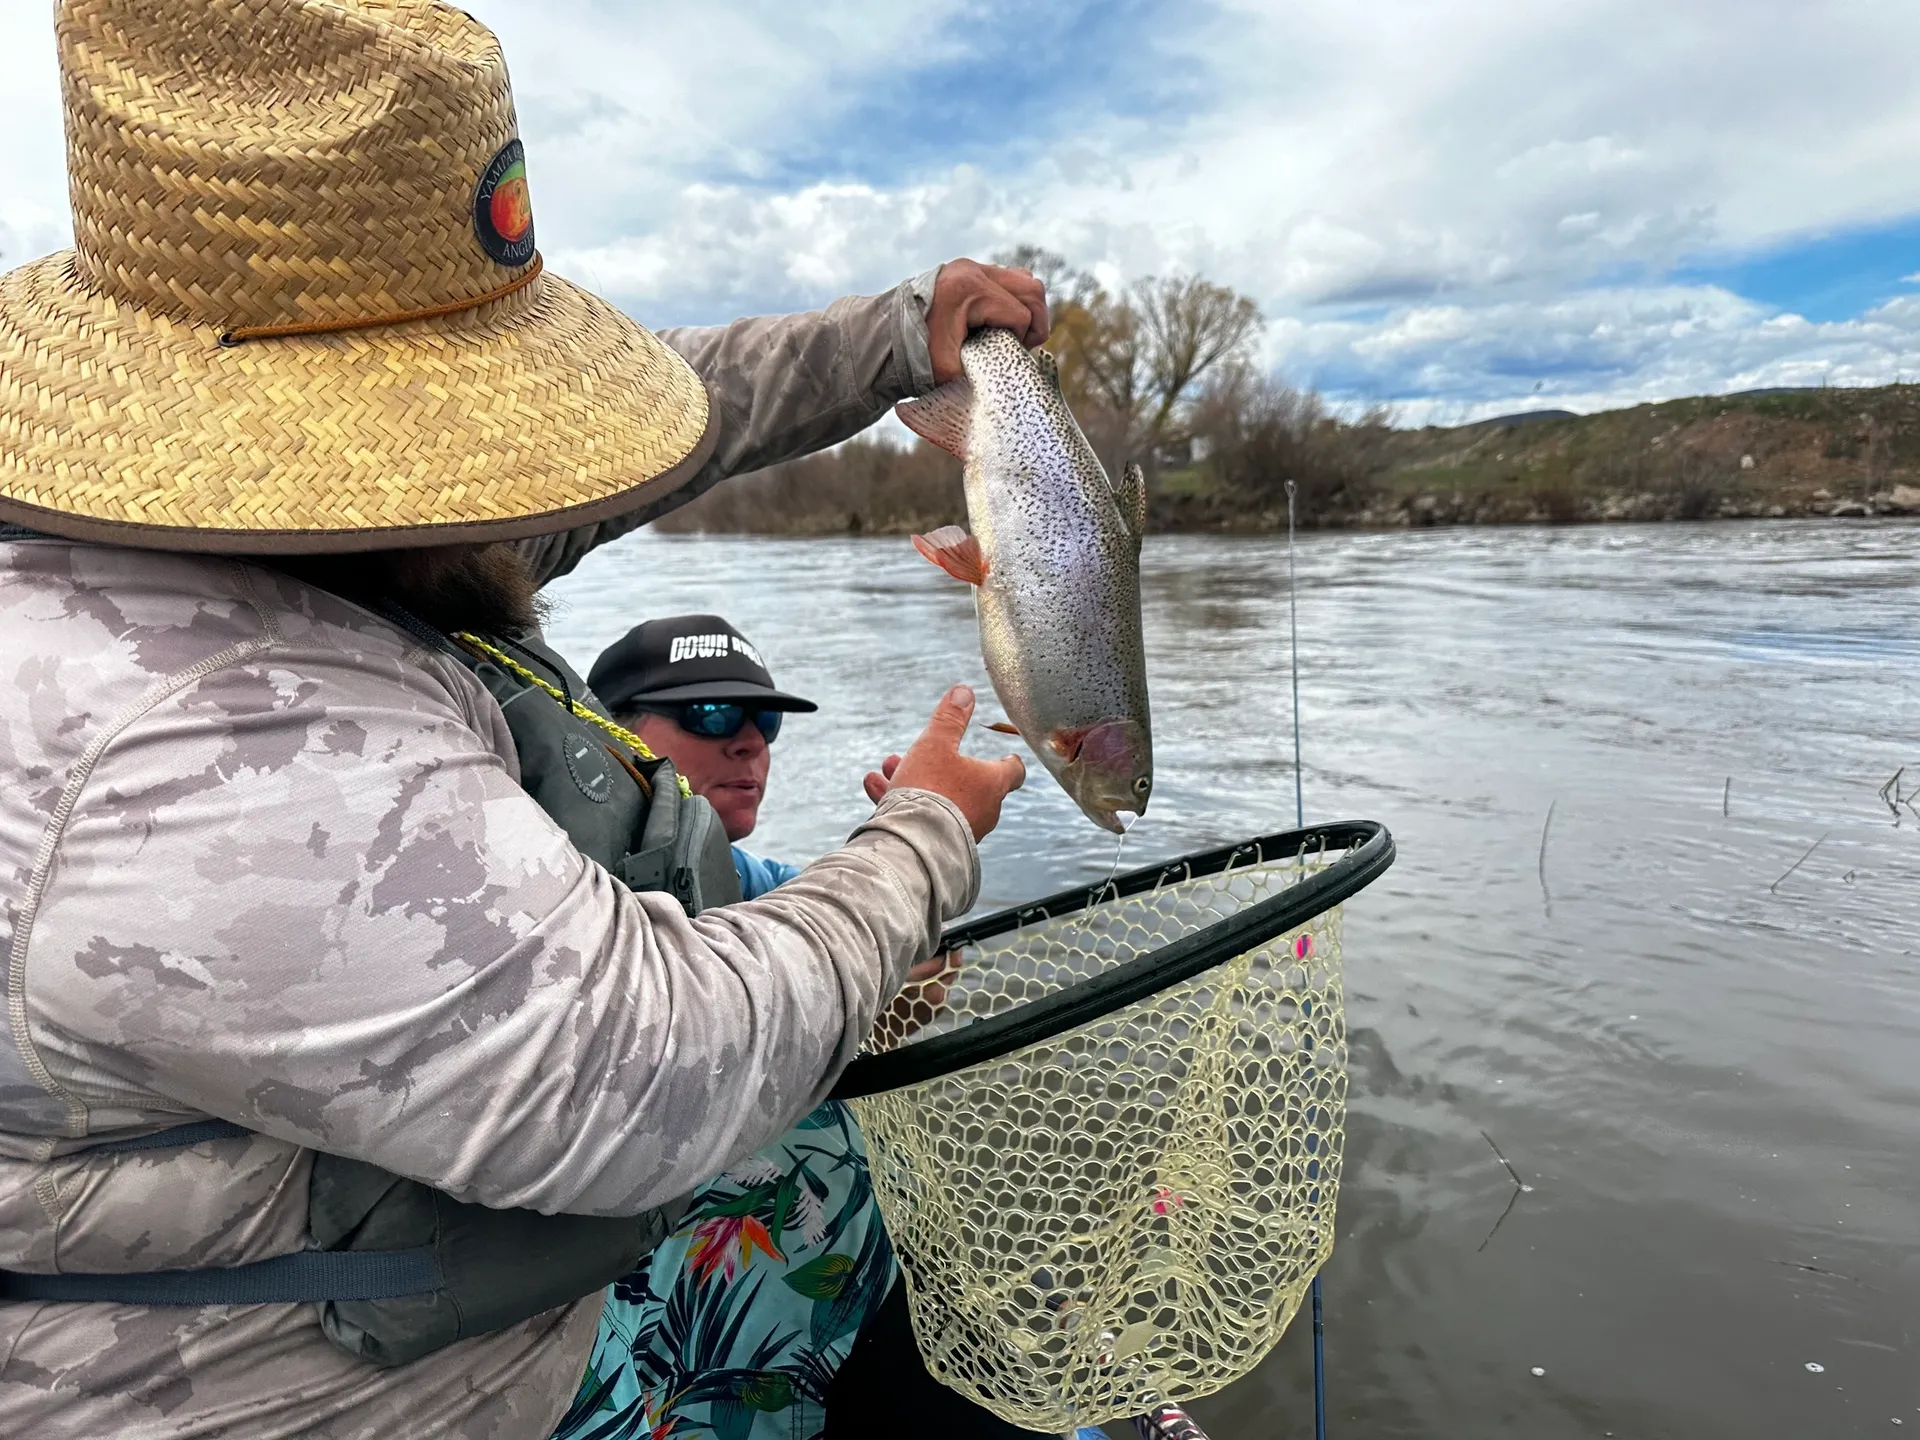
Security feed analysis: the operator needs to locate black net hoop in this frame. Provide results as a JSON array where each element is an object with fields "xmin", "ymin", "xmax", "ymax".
[{"xmin": 834, "ymin": 820, "xmax": 1393, "ymax": 1100}]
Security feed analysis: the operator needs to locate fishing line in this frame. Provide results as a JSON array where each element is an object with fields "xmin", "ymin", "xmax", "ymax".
[
  {"xmin": 1285, "ymin": 478, "xmax": 1330, "ymax": 1440},
  {"xmin": 1097, "ymin": 818, "xmax": 1132, "ymax": 898}
]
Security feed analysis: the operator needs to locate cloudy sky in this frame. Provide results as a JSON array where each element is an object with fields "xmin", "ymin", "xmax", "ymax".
[{"xmin": 4, "ymin": 0, "xmax": 1919, "ymax": 423}]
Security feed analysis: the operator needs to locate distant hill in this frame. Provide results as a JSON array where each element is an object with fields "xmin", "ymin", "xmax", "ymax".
[
  {"xmin": 1470, "ymin": 408, "xmax": 1579, "ymax": 427},
  {"xmin": 1343, "ymin": 383, "xmax": 1920, "ymax": 528}
]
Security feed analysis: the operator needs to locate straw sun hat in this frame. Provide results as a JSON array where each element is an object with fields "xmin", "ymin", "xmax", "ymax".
[{"xmin": 0, "ymin": 0, "xmax": 715, "ymax": 552}]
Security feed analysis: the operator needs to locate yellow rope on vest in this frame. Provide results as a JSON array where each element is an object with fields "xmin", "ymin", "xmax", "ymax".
[{"xmin": 453, "ymin": 631, "xmax": 693, "ymax": 798}]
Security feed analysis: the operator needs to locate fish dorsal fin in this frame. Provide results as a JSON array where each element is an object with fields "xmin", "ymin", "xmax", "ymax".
[
  {"xmin": 911, "ymin": 526, "xmax": 989, "ymax": 586},
  {"xmin": 1033, "ymin": 346, "xmax": 1064, "ymax": 393},
  {"xmin": 895, "ymin": 377, "xmax": 975, "ymax": 460},
  {"xmin": 1114, "ymin": 462, "xmax": 1148, "ymax": 539}
]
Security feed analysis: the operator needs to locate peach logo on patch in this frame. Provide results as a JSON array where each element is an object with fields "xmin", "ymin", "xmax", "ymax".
[{"xmin": 473, "ymin": 139, "xmax": 536, "ymax": 267}]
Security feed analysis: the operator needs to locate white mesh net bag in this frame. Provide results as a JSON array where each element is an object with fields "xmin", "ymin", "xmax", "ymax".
[{"xmin": 833, "ymin": 822, "xmax": 1395, "ymax": 1430}]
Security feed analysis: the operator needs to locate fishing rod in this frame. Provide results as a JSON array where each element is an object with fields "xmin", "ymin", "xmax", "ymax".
[{"xmin": 1285, "ymin": 478, "xmax": 1330, "ymax": 1440}]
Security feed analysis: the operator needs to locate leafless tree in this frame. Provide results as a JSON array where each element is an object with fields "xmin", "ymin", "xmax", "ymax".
[
  {"xmin": 1133, "ymin": 275, "xmax": 1264, "ymax": 455},
  {"xmin": 996, "ymin": 245, "xmax": 1265, "ymax": 471}
]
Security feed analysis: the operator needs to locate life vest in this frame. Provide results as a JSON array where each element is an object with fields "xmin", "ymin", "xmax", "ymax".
[{"xmin": 0, "ymin": 597, "xmax": 744, "ymax": 1367}]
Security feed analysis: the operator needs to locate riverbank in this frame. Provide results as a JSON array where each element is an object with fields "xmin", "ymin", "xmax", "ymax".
[{"xmin": 655, "ymin": 383, "xmax": 1920, "ymax": 534}]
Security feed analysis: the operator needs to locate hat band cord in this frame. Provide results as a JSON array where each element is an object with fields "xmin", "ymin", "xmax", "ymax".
[{"xmin": 217, "ymin": 253, "xmax": 544, "ymax": 347}]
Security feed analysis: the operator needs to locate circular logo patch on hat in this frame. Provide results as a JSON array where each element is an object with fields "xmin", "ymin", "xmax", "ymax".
[{"xmin": 473, "ymin": 139, "xmax": 536, "ymax": 267}]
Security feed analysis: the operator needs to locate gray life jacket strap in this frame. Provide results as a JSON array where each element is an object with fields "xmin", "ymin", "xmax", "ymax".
[
  {"xmin": 82, "ymin": 1118, "xmax": 254, "ymax": 1154},
  {"xmin": 370, "ymin": 600, "xmax": 470, "ymax": 661},
  {"xmin": 0, "ymin": 1119, "xmax": 446, "ymax": 1305},
  {"xmin": 0, "ymin": 1246, "xmax": 443, "ymax": 1306}
]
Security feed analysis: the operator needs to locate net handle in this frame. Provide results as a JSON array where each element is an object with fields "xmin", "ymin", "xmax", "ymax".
[{"xmin": 831, "ymin": 819, "xmax": 1394, "ymax": 1100}]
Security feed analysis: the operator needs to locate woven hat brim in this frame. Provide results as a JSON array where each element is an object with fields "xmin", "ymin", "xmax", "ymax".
[{"xmin": 0, "ymin": 253, "xmax": 715, "ymax": 553}]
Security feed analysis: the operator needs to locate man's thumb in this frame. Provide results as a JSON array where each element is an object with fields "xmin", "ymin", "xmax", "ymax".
[{"xmin": 924, "ymin": 685, "xmax": 975, "ymax": 747}]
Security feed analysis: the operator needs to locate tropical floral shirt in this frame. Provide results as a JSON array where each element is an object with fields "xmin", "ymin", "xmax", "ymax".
[{"xmin": 552, "ymin": 858, "xmax": 897, "ymax": 1440}]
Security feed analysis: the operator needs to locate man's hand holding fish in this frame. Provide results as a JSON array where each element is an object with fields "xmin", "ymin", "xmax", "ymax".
[{"xmin": 927, "ymin": 259, "xmax": 1053, "ymax": 381}]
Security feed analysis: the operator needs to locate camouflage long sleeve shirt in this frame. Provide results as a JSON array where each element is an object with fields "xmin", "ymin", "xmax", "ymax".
[{"xmin": 0, "ymin": 277, "xmax": 966, "ymax": 1438}]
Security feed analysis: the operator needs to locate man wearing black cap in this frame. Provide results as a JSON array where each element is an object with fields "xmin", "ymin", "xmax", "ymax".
[
  {"xmin": 577, "ymin": 614, "xmax": 992, "ymax": 1440},
  {"xmin": 589, "ymin": 613, "xmax": 818, "ymax": 899}
]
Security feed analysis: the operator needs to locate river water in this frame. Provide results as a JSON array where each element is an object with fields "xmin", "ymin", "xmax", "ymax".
[{"xmin": 547, "ymin": 520, "xmax": 1920, "ymax": 1439}]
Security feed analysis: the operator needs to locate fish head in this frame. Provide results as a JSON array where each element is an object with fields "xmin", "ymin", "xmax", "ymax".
[{"xmin": 1053, "ymin": 717, "xmax": 1153, "ymax": 833}]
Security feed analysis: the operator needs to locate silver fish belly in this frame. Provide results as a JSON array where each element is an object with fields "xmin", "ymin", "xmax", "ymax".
[{"xmin": 898, "ymin": 327, "xmax": 1152, "ymax": 832}]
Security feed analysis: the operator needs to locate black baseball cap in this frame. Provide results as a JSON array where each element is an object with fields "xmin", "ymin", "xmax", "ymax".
[{"xmin": 589, "ymin": 614, "xmax": 818, "ymax": 716}]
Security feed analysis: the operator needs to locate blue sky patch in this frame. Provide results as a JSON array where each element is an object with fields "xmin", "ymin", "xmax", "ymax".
[
  {"xmin": 731, "ymin": 0, "xmax": 1211, "ymax": 190},
  {"xmin": 1674, "ymin": 213, "xmax": 1920, "ymax": 322}
]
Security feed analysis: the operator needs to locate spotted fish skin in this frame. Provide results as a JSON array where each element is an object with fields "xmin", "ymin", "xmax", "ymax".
[{"xmin": 899, "ymin": 327, "xmax": 1152, "ymax": 832}]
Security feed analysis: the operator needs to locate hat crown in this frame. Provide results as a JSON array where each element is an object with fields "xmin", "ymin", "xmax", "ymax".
[{"xmin": 58, "ymin": 0, "xmax": 534, "ymax": 330}]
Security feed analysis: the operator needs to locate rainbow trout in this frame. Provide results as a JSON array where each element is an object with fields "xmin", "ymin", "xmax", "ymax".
[{"xmin": 898, "ymin": 327, "xmax": 1152, "ymax": 833}]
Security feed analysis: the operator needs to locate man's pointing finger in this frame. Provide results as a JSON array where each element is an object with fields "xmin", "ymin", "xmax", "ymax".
[{"xmin": 922, "ymin": 685, "xmax": 976, "ymax": 750}]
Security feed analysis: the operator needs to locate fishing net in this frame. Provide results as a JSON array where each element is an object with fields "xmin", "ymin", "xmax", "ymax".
[{"xmin": 832, "ymin": 821, "xmax": 1394, "ymax": 1431}]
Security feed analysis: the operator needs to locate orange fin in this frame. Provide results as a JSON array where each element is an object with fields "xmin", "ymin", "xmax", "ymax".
[
  {"xmin": 986, "ymin": 721, "xmax": 1020, "ymax": 735},
  {"xmin": 1049, "ymin": 725, "xmax": 1093, "ymax": 762},
  {"xmin": 895, "ymin": 377, "xmax": 975, "ymax": 460},
  {"xmin": 911, "ymin": 526, "xmax": 989, "ymax": 585}
]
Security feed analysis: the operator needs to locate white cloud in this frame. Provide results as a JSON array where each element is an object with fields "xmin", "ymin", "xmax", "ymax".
[
  {"xmin": 1283, "ymin": 289, "xmax": 1920, "ymax": 426},
  {"xmin": 0, "ymin": 5, "xmax": 67, "ymax": 249},
  {"xmin": 6, "ymin": 0, "xmax": 1920, "ymax": 414}
]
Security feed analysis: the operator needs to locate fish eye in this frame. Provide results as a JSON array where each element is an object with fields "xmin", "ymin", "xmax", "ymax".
[{"xmin": 1133, "ymin": 776, "xmax": 1152, "ymax": 796}]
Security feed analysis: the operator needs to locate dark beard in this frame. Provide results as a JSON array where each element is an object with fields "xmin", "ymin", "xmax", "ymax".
[{"xmin": 268, "ymin": 542, "xmax": 543, "ymax": 637}]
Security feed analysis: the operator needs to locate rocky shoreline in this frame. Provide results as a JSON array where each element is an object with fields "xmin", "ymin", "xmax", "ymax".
[{"xmin": 1159, "ymin": 480, "xmax": 1920, "ymax": 533}]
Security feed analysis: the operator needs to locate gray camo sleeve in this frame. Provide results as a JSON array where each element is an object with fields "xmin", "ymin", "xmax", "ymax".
[{"xmin": 28, "ymin": 645, "xmax": 976, "ymax": 1217}]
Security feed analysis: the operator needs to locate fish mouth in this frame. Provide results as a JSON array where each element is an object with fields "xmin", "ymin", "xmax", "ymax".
[{"xmin": 1081, "ymin": 805, "xmax": 1140, "ymax": 836}]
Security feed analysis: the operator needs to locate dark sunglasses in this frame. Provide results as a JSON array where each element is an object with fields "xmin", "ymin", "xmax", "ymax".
[{"xmin": 644, "ymin": 702, "xmax": 784, "ymax": 744}]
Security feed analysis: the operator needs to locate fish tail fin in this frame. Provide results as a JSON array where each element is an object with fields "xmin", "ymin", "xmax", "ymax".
[
  {"xmin": 911, "ymin": 526, "xmax": 990, "ymax": 586},
  {"xmin": 896, "ymin": 378, "xmax": 975, "ymax": 460}
]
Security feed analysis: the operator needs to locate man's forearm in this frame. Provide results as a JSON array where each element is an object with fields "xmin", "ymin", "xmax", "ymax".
[
  {"xmin": 657, "ymin": 271, "xmax": 937, "ymax": 479},
  {"xmin": 518, "ymin": 271, "xmax": 938, "ymax": 588}
]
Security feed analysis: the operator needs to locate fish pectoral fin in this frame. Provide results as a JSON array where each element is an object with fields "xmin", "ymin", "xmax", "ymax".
[
  {"xmin": 895, "ymin": 378, "xmax": 976, "ymax": 460},
  {"xmin": 1048, "ymin": 725, "xmax": 1092, "ymax": 762},
  {"xmin": 1115, "ymin": 462, "xmax": 1148, "ymax": 538},
  {"xmin": 910, "ymin": 526, "xmax": 990, "ymax": 586},
  {"xmin": 986, "ymin": 721, "xmax": 1021, "ymax": 735}
]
